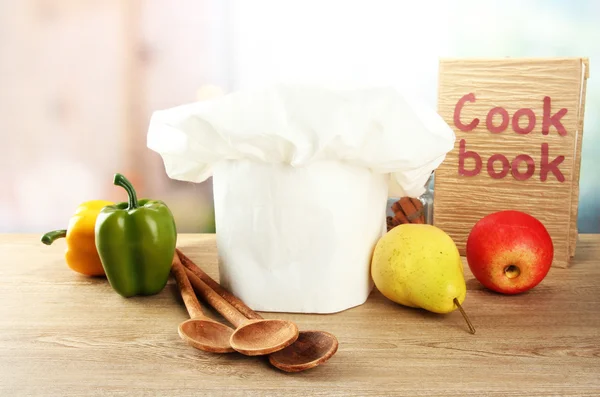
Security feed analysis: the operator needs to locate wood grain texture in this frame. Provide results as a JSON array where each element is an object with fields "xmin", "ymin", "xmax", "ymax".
[
  {"xmin": 171, "ymin": 253, "xmax": 204, "ymax": 318},
  {"xmin": 179, "ymin": 250, "xmax": 339, "ymax": 372},
  {"xmin": 434, "ymin": 58, "xmax": 588, "ymax": 268},
  {"xmin": 569, "ymin": 59, "xmax": 589, "ymax": 257},
  {"xmin": 178, "ymin": 248, "xmax": 262, "ymax": 320},
  {"xmin": 1, "ymin": 234, "xmax": 599, "ymax": 396},
  {"xmin": 183, "ymin": 267, "xmax": 251, "ymax": 328},
  {"xmin": 185, "ymin": 268, "xmax": 300, "ymax": 357},
  {"xmin": 171, "ymin": 255, "xmax": 236, "ymax": 354},
  {"xmin": 268, "ymin": 330, "xmax": 339, "ymax": 373}
]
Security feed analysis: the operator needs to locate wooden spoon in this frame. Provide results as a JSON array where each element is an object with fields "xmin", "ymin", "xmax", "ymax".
[
  {"xmin": 181, "ymin": 266, "xmax": 299, "ymax": 356},
  {"xmin": 178, "ymin": 249, "xmax": 339, "ymax": 372},
  {"xmin": 171, "ymin": 254, "xmax": 235, "ymax": 353}
]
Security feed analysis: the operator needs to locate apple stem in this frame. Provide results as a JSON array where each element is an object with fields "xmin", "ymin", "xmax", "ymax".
[{"xmin": 454, "ymin": 298, "xmax": 476, "ymax": 335}]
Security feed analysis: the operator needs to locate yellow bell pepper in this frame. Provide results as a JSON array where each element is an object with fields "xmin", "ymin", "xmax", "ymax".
[{"xmin": 41, "ymin": 200, "xmax": 113, "ymax": 276}]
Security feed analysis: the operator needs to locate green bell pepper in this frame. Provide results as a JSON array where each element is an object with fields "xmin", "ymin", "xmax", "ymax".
[{"xmin": 95, "ymin": 173, "xmax": 177, "ymax": 297}]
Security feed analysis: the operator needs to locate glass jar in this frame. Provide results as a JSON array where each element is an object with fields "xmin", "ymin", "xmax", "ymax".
[
  {"xmin": 420, "ymin": 172, "xmax": 434, "ymax": 225},
  {"xmin": 386, "ymin": 172, "xmax": 434, "ymax": 231}
]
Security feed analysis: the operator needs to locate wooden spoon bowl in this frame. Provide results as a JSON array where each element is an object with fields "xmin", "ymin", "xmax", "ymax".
[
  {"xmin": 178, "ymin": 318, "xmax": 234, "ymax": 354},
  {"xmin": 268, "ymin": 330, "xmax": 338, "ymax": 372},
  {"xmin": 230, "ymin": 319, "xmax": 299, "ymax": 356}
]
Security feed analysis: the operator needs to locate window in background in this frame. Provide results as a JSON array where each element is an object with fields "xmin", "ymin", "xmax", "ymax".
[
  {"xmin": 2, "ymin": 0, "xmax": 598, "ymax": 233},
  {"xmin": 226, "ymin": 0, "xmax": 599, "ymax": 232}
]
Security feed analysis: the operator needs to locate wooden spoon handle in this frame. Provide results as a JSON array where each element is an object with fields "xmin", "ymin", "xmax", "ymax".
[
  {"xmin": 177, "ymin": 249, "xmax": 263, "ymax": 320},
  {"xmin": 171, "ymin": 253, "xmax": 204, "ymax": 319},
  {"xmin": 184, "ymin": 268, "xmax": 250, "ymax": 328}
]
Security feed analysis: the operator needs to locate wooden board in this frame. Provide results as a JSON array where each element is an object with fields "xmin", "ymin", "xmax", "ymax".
[
  {"xmin": 1, "ymin": 234, "xmax": 600, "ymax": 396},
  {"xmin": 569, "ymin": 60, "xmax": 589, "ymax": 257},
  {"xmin": 434, "ymin": 58, "xmax": 588, "ymax": 268}
]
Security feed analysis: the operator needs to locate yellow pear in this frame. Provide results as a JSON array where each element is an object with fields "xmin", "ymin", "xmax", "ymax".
[{"xmin": 371, "ymin": 224, "xmax": 474, "ymax": 332}]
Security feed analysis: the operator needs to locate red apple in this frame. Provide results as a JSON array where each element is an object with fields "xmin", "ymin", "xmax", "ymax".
[{"xmin": 466, "ymin": 210, "xmax": 554, "ymax": 294}]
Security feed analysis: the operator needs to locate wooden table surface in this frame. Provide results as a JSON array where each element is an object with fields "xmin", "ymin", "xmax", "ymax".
[{"xmin": 1, "ymin": 234, "xmax": 599, "ymax": 396}]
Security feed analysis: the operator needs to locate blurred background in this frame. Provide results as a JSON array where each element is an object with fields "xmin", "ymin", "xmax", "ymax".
[{"xmin": 2, "ymin": 0, "xmax": 599, "ymax": 234}]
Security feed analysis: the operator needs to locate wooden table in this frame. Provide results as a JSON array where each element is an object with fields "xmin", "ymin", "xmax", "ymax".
[{"xmin": 1, "ymin": 234, "xmax": 599, "ymax": 396}]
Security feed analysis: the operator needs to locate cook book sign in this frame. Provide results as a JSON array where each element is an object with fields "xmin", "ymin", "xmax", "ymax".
[{"xmin": 434, "ymin": 58, "xmax": 589, "ymax": 268}]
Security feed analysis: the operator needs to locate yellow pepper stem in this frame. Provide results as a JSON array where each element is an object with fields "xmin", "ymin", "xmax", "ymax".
[{"xmin": 41, "ymin": 230, "xmax": 67, "ymax": 245}]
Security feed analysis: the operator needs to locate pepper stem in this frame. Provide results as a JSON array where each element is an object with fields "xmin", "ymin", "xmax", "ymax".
[
  {"xmin": 113, "ymin": 173, "xmax": 138, "ymax": 209},
  {"xmin": 41, "ymin": 230, "xmax": 67, "ymax": 245}
]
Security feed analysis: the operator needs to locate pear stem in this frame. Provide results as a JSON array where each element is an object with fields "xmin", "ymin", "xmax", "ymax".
[{"xmin": 454, "ymin": 298, "xmax": 476, "ymax": 335}]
